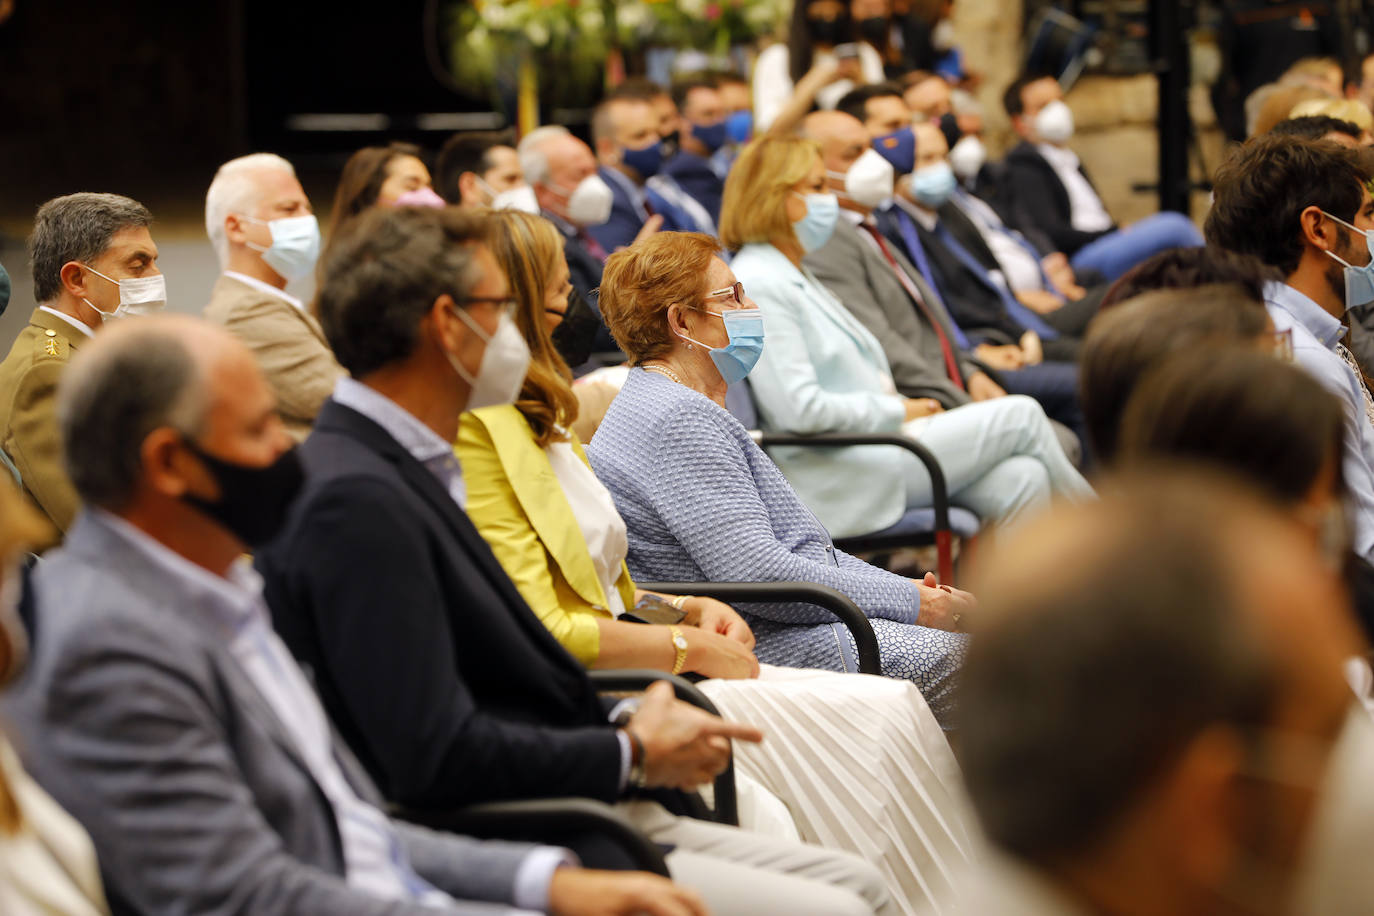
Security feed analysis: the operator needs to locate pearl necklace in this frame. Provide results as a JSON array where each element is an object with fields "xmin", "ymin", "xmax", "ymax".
[{"xmin": 642, "ymin": 363, "xmax": 684, "ymax": 385}]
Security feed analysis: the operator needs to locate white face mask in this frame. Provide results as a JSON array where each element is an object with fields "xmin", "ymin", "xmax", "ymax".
[
  {"xmin": 832, "ymin": 148, "xmax": 895, "ymax": 209},
  {"xmin": 1034, "ymin": 99, "xmax": 1075, "ymax": 144},
  {"xmin": 554, "ymin": 174, "xmax": 615, "ymax": 227},
  {"xmin": 446, "ymin": 307, "xmax": 532, "ymax": 411},
  {"xmin": 241, "ymin": 213, "xmax": 321, "ymax": 283},
  {"xmin": 80, "ymin": 264, "xmax": 167, "ymax": 320},
  {"xmin": 491, "ymin": 184, "xmax": 541, "ymax": 215},
  {"xmin": 949, "ymin": 135, "xmax": 988, "ymax": 179},
  {"xmin": 931, "ymin": 19, "xmax": 957, "ymax": 52}
]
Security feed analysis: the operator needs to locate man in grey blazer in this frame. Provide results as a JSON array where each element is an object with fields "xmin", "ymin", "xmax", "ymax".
[{"xmin": 2, "ymin": 314, "xmax": 702, "ymax": 916}]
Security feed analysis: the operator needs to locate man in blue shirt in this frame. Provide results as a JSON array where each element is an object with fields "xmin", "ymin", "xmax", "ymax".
[
  {"xmin": 657, "ymin": 76, "xmax": 731, "ymax": 231},
  {"xmin": 1206, "ymin": 134, "xmax": 1374, "ymax": 562}
]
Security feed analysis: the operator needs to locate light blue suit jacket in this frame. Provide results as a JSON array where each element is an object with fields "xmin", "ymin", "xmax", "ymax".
[{"xmin": 730, "ymin": 242, "xmax": 909, "ymax": 538}]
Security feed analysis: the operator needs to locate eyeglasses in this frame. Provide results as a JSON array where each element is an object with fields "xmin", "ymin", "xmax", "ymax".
[{"xmin": 704, "ymin": 281, "xmax": 746, "ymax": 306}]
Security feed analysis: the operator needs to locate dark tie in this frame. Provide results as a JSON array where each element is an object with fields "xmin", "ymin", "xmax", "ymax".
[
  {"xmin": 860, "ymin": 222, "xmax": 966, "ymax": 391},
  {"xmin": 578, "ymin": 230, "xmax": 608, "ymax": 264}
]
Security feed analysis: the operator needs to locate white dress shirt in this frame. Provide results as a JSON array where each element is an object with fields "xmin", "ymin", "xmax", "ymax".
[
  {"xmin": 222, "ymin": 270, "xmax": 305, "ymax": 311},
  {"xmin": 948, "ymin": 190, "xmax": 1047, "ymax": 294},
  {"xmin": 37, "ymin": 307, "xmax": 95, "ymax": 339},
  {"xmin": 1035, "ymin": 143, "xmax": 1114, "ymax": 233}
]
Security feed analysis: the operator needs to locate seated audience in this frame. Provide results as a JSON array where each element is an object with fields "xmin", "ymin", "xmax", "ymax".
[
  {"xmin": 799, "ymin": 110, "xmax": 1084, "ymax": 451},
  {"xmin": 711, "ymin": 70, "xmax": 754, "ymax": 172},
  {"xmin": 841, "ymin": 83, "xmax": 1104, "ymax": 339},
  {"xmin": 1000, "ymin": 73, "xmax": 1203, "ymax": 281},
  {"xmin": 1250, "ymin": 83, "xmax": 1331, "ymax": 137},
  {"xmin": 1269, "ymin": 113, "xmax": 1363, "ymax": 147},
  {"xmin": 947, "ymin": 88, "xmax": 989, "ymax": 186},
  {"xmin": 901, "ymin": 69, "xmax": 950, "ymax": 122},
  {"xmin": 5, "ymin": 314, "xmax": 698, "ymax": 916},
  {"xmin": 1080, "ymin": 284, "xmax": 1273, "ymax": 464},
  {"xmin": 0, "ymin": 193, "xmax": 162, "ymax": 536},
  {"xmin": 660, "ymin": 75, "xmax": 730, "ymax": 230},
  {"xmin": 721, "ymin": 135, "xmax": 1092, "ymax": 539},
  {"xmin": 753, "ymin": 0, "xmax": 884, "ymax": 132},
  {"xmin": 520, "ymin": 126, "xmax": 615, "ymax": 307},
  {"xmin": 1204, "ymin": 134, "xmax": 1374, "ymax": 566},
  {"xmin": 457, "ymin": 209, "xmax": 980, "ymax": 913},
  {"xmin": 1289, "ymin": 97, "xmax": 1374, "ymax": 143},
  {"xmin": 323, "ymin": 142, "xmax": 441, "ymax": 245},
  {"xmin": 952, "ymin": 471, "xmax": 1365, "ymax": 915},
  {"xmin": 202, "ymin": 153, "xmax": 343, "ymax": 441},
  {"xmin": 609, "ymin": 78, "xmax": 681, "ymax": 148},
  {"xmin": 585, "ymin": 95, "xmax": 684, "ymax": 253},
  {"xmin": 0, "ymin": 479, "xmax": 109, "ymax": 915},
  {"xmin": 434, "ymin": 129, "xmax": 530, "ymax": 209},
  {"xmin": 253, "ymin": 205, "xmax": 892, "ymax": 916},
  {"xmin": 589, "ymin": 230, "xmax": 1018, "ymax": 723}
]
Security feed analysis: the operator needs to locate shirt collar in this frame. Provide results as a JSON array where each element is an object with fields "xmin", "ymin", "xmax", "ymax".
[
  {"xmin": 840, "ymin": 208, "xmax": 868, "ymax": 227},
  {"xmin": 1037, "ymin": 142, "xmax": 1080, "ymax": 171},
  {"xmin": 88, "ymin": 508, "xmax": 264, "ymax": 632},
  {"xmin": 222, "ymin": 271, "xmax": 304, "ymax": 311},
  {"xmin": 893, "ymin": 193, "xmax": 939, "ymax": 231},
  {"xmin": 1264, "ymin": 280, "xmax": 1344, "ymax": 347},
  {"xmin": 37, "ymin": 306, "xmax": 95, "ymax": 338},
  {"xmin": 331, "ymin": 377, "xmax": 454, "ymax": 466},
  {"xmin": 599, "ymin": 165, "xmax": 645, "ymax": 204}
]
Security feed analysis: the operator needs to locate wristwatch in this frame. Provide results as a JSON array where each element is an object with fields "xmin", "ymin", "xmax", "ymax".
[{"xmin": 668, "ymin": 625, "xmax": 689, "ymax": 675}]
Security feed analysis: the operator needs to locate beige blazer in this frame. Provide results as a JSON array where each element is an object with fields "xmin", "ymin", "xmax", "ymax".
[
  {"xmin": 203, "ymin": 275, "xmax": 345, "ymax": 441},
  {"xmin": 0, "ymin": 737, "xmax": 108, "ymax": 915}
]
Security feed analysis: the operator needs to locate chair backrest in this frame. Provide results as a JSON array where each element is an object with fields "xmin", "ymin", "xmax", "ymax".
[{"xmin": 723, "ymin": 380, "xmax": 759, "ymax": 429}]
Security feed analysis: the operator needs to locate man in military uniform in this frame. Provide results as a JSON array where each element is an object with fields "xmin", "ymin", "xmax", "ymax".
[{"xmin": 0, "ymin": 193, "xmax": 161, "ymax": 537}]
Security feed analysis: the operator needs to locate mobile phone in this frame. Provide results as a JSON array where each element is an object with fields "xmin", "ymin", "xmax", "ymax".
[{"xmin": 834, "ymin": 42, "xmax": 861, "ymax": 61}]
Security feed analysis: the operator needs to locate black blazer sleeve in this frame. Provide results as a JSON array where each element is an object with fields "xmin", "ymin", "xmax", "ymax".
[
  {"xmin": 1004, "ymin": 155, "xmax": 1112, "ymax": 256},
  {"xmin": 261, "ymin": 476, "xmax": 623, "ymax": 809}
]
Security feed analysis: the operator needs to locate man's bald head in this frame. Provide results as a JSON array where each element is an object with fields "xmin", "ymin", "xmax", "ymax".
[
  {"xmin": 58, "ymin": 315, "xmax": 250, "ymax": 510},
  {"xmin": 801, "ymin": 111, "xmax": 877, "ymax": 210},
  {"xmin": 960, "ymin": 469, "xmax": 1359, "ymax": 877}
]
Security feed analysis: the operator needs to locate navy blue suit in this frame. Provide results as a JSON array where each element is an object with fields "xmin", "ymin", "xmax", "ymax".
[{"xmin": 586, "ymin": 166, "xmax": 698, "ymax": 254}]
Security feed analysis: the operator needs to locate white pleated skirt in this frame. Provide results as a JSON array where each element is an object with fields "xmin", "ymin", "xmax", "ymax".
[{"xmin": 699, "ymin": 664, "xmax": 984, "ymax": 916}]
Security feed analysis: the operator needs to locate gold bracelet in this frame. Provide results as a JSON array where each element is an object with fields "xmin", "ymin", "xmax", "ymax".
[{"xmin": 669, "ymin": 594, "xmax": 690, "ymax": 611}]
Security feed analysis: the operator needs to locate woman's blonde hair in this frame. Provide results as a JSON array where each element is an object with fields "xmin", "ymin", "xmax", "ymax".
[
  {"xmin": 1289, "ymin": 97, "xmax": 1374, "ymax": 132},
  {"xmin": 719, "ymin": 135, "xmax": 822, "ymax": 252},
  {"xmin": 484, "ymin": 209, "xmax": 580, "ymax": 447},
  {"xmin": 600, "ymin": 232, "xmax": 723, "ymax": 364},
  {"xmin": 0, "ymin": 481, "xmax": 47, "ymax": 833}
]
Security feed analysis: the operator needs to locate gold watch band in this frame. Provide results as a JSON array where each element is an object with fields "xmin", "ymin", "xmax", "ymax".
[{"xmin": 669, "ymin": 625, "xmax": 688, "ymax": 675}]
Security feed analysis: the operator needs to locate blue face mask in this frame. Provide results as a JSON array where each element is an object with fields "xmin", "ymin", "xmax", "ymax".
[
  {"xmin": 1322, "ymin": 210, "xmax": 1374, "ymax": 309},
  {"xmin": 909, "ymin": 161, "xmax": 958, "ymax": 208},
  {"xmin": 872, "ymin": 127, "xmax": 916, "ymax": 176},
  {"xmin": 791, "ymin": 192, "xmax": 840, "ymax": 253},
  {"xmin": 678, "ymin": 307, "xmax": 766, "ymax": 385},
  {"xmin": 621, "ymin": 139, "xmax": 664, "ymax": 178},
  {"xmin": 725, "ymin": 110, "xmax": 753, "ymax": 145},
  {"xmin": 242, "ymin": 214, "xmax": 321, "ymax": 283},
  {"xmin": 691, "ymin": 120, "xmax": 728, "ymax": 153}
]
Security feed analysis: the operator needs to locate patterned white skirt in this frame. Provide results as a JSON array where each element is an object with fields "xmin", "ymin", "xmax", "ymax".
[{"xmin": 700, "ymin": 664, "xmax": 983, "ymax": 916}]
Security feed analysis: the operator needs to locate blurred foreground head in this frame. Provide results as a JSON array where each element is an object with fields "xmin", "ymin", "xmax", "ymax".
[{"xmin": 959, "ymin": 469, "xmax": 1362, "ymax": 916}]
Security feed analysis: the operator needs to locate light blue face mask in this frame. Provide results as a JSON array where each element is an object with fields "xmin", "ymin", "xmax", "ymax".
[
  {"xmin": 677, "ymin": 305, "xmax": 765, "ymax": 385},
  {"xmin": 1320, "ymin": 210, "xmax": 1374, "ymax": 309},
  {"xmin": 242, "ymin": 213, "xmax": 321, "ymax": 283},
  {"xmin": 790, "ymin": 192, "xmax": 840, "ymax": 253},
  {"xmin": 909, "ymin": 161, "xmax": 958, "ymax": 208}
]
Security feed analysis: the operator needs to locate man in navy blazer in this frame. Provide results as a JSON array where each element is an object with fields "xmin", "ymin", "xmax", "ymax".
[
  {"xmin": 254, "ymin": 205, "xmax": 893, "ymax": 916},
  {"xmin": 5, "ymin": 313, "xmax": 695, "ymax": 916}
]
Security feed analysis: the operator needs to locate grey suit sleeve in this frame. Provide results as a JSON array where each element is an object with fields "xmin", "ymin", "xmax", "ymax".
[
  {"xmin": 394, "ymin": 820, "xmax": 551, "ymax": 906},
  {"xmin": 44, "ymin": 622, "xmax": 522, "ymax": 916},
  {"xmin": 807, "ymin": 236, "xmax": 967, "ymax": 406}
]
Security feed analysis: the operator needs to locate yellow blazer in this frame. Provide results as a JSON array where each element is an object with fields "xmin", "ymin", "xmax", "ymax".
[{"xmin": 457, "ymin": 405, "xmax": 636, "ymax": 666}]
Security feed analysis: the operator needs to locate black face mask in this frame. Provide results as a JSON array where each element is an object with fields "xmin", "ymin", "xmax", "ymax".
[
  {"xmin": 938, "ymin": 112, "xmax": 962, "ymax": 150},
  {"xmin": 182, "ymin": 440, "xmax": 305, "ymax": 548},
  {"xmin": 659, "ymin": 128, "xmax": 681, "ymax": 161},
  {"xmin": 808, "ymin": 15, "xmax": 852, "ymax": 46},
  {"xmin": 856, "ymin": 16, "xmax": 889, "ymax": 46},
  {"xmin": 550, "ymin": 289, "xmax": 604, "ymax": 369}
]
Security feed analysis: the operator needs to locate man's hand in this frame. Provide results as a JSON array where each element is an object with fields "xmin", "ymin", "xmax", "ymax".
[
  {"xmin": 966, "ymin": 370, "xmax": 1005, "ymax": 401},
  {"xmin": 1017, "ymin": 289, "xmax": 1066, "ymax": 315},
  {"xmin": 685, "ymin": 597, "xmax": 755, "ymax": 649},
  {"xmin": 626, "ymin": 682, "xmax": 763, "ymax": 790},
  {"xmin": 549, "ymin": 868, "xmax": 709, "ymax": 916},
  {"xmin": 904, "ymin": 397, "xmax": 945, "ymax": 421},
  {"xmin": 683, "ymin": 627, "xmax": 760, "ymax": 680},
  {"xmin": 974, "ymin": 343, "xmax": 1024, "ymax": 370},
  {"xmin": 1019, "ymin": 330, "xmax": 1043, "ymax": 367},
  {"xmin": 913, "ymin": 572, "xmax": 977, "ymax": 632},
  {"xmin": 1041, "ymin": 254, "xmax": 1086, "ymax": 300},
  {"xmin": 632, "ymin": 214, "xmax": 665, "ymax": 246}
]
